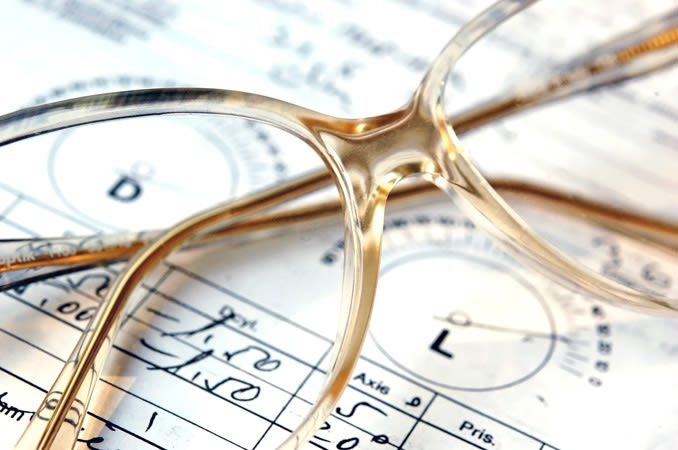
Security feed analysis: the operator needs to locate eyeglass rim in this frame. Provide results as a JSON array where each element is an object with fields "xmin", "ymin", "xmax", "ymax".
[
  {"xmin": 423, "ymin": 0, "xmax": 677, "ymax": 312},
  {"xmin": 2, "ymin": 0, "xmax": 677, "ymax": 448}
]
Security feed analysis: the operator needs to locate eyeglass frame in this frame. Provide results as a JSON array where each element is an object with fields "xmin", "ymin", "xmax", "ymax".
[{"xmin": 1, "ymin": 0, "xmax": 676, "ymax": 448}]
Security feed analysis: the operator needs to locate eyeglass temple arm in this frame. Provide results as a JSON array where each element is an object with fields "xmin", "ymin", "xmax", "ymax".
[
  {"xmin": 1, "ymin": 12, "xmax": 676, "ymax": 290},
  {"xmin": 452, "ymin": 10, "xmax": 678, "ymax": 133},
  {"xmin": 1, "ymin": 174, "xmax": 675, "ymax": 291}
]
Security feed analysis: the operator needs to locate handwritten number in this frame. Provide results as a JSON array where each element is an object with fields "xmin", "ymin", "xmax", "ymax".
[
  {"xmin": 336, "ymin": 401, "xmax": 386, "ymax": 418},
  {"xmin": 371, "ymin": 435, "xmax": 389, "ymax": 444},
  {"xmin": 224, "ymin": 346, "xmax": 281, "ymax": 372},
  {"xmin": 642, "ymin": 263, "xmax": 671, "ymax": 288},
  {"xmin": 67, "ymin": 272, "xmax": 112, "ymax": 298},
  {"xmin": 336, "ymin": 437, "xmax": 359, "ymax": 449},
  {"xmin": 76, "ymin": 436, "xmax": 105, "ymax": 450},
  {"xmin": 405, "ymin": 396, "xmax": 421, "ymax": 407},
  {"xmin": 145, "ymin": 411, "xmax": 158, "ymax": 432}
]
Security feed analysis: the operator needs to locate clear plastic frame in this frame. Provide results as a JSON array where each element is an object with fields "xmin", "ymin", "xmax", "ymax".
[{"xmin": 0, "ymin": 0, "xmax": 676, "ymax": 449}]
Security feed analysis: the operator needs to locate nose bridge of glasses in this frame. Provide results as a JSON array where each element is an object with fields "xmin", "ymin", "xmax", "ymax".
[{"xmin": 314, "ymin": 103, "xmax": 460, "ymax": 207}]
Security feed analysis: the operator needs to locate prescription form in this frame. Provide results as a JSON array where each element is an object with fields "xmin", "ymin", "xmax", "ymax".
[{"xmin": 0, "ymin": 1, "xmax": 677, "ymax": 449}]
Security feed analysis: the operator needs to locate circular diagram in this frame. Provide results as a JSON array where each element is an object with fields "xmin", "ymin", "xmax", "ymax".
[
  {"xmin": 48, "ymin": 116, "xmax": 239, "ymax": 230},
  {"xmin": 370, "ymin": 250, "xmax": 556, "ymax": 391},
  {"xmin": 39, "ymin": 76, "xmax": 290, "ymax": 231}
]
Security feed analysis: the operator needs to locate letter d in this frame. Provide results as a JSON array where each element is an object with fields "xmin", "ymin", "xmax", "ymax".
[{"xmin": 108, "ymin": 175, "xmax": 142, "ymax": 202}]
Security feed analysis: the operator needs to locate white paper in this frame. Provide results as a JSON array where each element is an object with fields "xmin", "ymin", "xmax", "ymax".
[{"xmin": 0, "ymin": 1, "xmax": 676, "ymax": 449}]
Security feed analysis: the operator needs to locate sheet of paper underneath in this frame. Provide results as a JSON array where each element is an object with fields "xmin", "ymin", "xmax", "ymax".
[{"xmin": 0, "ymin": 1, "xmax": 676, "ymax": 449}]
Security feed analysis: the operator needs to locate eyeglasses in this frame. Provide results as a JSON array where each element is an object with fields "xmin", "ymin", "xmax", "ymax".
[{"xmin": 1, "ymin": 0, "xmax": 676, "ymax": 449}]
